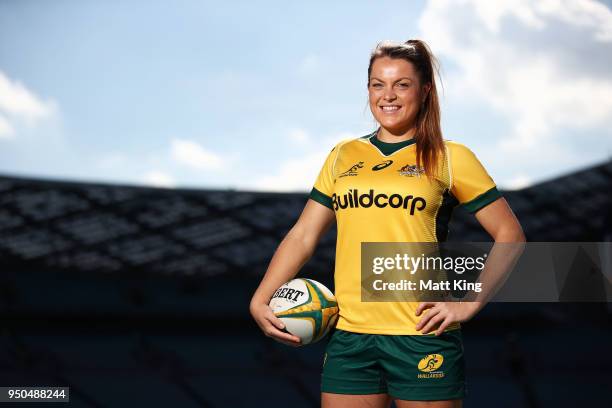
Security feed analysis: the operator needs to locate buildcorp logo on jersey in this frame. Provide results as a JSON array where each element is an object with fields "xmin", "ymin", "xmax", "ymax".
[{"xmin": 332, "ymin": 189, "xmax": 426, "ymax": 215}]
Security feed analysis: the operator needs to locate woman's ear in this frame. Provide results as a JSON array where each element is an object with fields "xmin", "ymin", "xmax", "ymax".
[{"xmin": 422, "ymin": 83, "xmax": 431, "ymax": 104}]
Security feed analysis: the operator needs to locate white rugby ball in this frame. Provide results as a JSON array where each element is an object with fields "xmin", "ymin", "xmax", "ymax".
[{"xmin": 269, "ymin": 278, "xmax": 338, "ymax": 345}]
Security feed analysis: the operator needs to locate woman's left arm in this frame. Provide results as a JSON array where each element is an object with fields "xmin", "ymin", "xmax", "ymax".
[
  {"xmin": 415, "ymin": 197, "xmax": 526, "ymax": 335},
  {"xmin": 473, "ymin": 196, "xmax": 525, "ymax": 243}
]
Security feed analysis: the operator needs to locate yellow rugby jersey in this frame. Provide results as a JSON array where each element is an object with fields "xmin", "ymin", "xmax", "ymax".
[{"xmin": 309, "ymin": 129, "xmax": 502, "ymax": 335}]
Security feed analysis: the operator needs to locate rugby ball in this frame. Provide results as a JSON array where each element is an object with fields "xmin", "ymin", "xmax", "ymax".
[{"xmin": 269, "ymin": 278, "xmax": 339, "ymax": 345}]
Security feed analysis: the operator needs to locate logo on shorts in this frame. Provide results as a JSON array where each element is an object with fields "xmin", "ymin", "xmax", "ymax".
[
  {"xmin": 417, "ymin": 354, "xmax": 445, "ymax": 378},
  {"xmin": 323, "ymin": 352, "xmax": 328, "ymax": 367}
]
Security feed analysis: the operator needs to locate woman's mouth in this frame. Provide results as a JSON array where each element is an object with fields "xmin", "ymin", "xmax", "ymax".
[{"xmin": 380, "ymin": 105, "xmax": 401, "ymax": 114}]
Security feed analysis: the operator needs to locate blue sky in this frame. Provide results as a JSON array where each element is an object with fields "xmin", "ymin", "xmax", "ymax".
[{"xmin": 1, "ymin": 0, "xmax": 611, "ymax": 192}]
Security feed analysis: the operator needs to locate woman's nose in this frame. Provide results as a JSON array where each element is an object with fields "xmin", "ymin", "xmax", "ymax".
[{"xmin": 383, "ymin": 88, "xmax": 396, "ymax": 100}]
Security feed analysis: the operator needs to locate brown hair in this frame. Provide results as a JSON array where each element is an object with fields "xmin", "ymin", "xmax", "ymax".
[{"xmin": 367, "ymin": 39, "xmax": 444, "ymax": 180}]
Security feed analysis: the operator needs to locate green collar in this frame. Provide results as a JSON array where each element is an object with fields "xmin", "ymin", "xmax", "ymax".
[{"xmin": 367, "ymin": 129, "xmax": 416, "ymax": 156}]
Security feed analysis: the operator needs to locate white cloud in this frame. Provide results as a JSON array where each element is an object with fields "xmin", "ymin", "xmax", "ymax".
[
  {"xmin": 288, "ymin": 128, "xmax": 311, "ymax": 146},
  {"xmin": 0, "ymin": 71, "xmax": 57, "ymax": 134},
  {"xmin": 419, "ymin": 0, "xmax": 612, "ymax": 174},
  {"xmin": 470, "ymin": 0, "xmax": 545, "ymax": 32},
  {"xmin": 142, "ymin": 170, "xmax": 175, "ymax": 188},
  {"xmin": 247, "ymin": 133, "xmax": 359, "ymax": 192},
  {"xmin": 535, "ymin": 0, "xmax": 612, "ymax": 41},
  {"xmin": 249, "ymin": 150, "xmax": 328, "ymax": 192},
  {"xmin": 462, "ymin": 0, "xmax": 612, "ymax": 40},
  {"xmin": 0, "ymin": 113, "xmax": 14, "ymax": 139},
  {"xmin": 502, "ymin": 174, "xmax": 532, "ymax": 190},
  {"xmin": 170, "ymin": 138, "xmax": 225, "ymax": 170}
]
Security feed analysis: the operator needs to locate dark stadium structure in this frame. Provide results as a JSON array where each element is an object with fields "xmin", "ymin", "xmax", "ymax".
[{"xmin": 0, "ymin": 160, "xmax": 611, "ymax": 407}]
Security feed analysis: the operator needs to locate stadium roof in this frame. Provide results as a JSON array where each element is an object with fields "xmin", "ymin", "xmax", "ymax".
[{"xmin": 1, "ymin": 160, "xmax": 610, "ymax": 277}]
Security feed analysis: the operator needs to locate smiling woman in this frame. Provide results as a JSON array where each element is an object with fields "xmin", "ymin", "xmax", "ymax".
[
  {"xmin": 368, "ymin": 57, "xmax": 430, "ymax": 136},
  {"xmin": 367, "ymin": 40, "xmax": 443, "ymax": 181},
  {"xmin": 249, "ymin": 38, "xmax": 525, "ymax": 408}
]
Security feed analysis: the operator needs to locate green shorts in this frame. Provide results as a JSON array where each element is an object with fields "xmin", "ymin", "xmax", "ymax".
[{"xmin": 321, "ymin": 328, "xmax": 466, "ymax": 401}]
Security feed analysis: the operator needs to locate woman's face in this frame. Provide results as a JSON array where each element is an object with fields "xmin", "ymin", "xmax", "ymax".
[{"xmin": 368, "ymin": 56, "xmax": 429, "ymax": 134}]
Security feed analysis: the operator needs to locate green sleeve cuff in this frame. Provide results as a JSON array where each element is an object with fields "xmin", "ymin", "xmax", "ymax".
[
  {"xmin": 309, "ymin": 187, "xmax": 333, "ymax": 210},
  {"xmin": 461, "ymin": 186, "xmax": 502, "ymax": 214}
]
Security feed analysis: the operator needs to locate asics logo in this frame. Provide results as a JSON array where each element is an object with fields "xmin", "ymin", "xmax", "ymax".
[{"xmin": 372, "ymin": 160, "xmax": 393, "ymax": 171}]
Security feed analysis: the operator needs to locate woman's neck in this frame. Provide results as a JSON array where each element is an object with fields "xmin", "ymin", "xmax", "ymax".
[{"xmin": 376, "ymin": 126, "xmax": 416, "ymax": 143}]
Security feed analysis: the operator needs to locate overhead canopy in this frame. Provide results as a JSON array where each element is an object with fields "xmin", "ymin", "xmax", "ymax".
[{"xmin": 1, "ymin": 160, "xmax": 610, "ymax": 277}]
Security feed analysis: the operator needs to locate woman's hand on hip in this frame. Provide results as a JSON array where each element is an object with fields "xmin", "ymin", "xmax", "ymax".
[{"xmin": 414, "ymin": 301, "xmax": 481, "ymax": 336}]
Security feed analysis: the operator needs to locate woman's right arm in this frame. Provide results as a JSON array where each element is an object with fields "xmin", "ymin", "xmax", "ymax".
[{"xmin": 249, "ymin": 198, "xmax": 335, "ymax": 346}]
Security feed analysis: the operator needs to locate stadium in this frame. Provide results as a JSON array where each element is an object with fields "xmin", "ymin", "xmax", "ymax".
[
  {"xmin": 2, "ymin": 1, "xmax": 612, "ymax": 406},
  {"xmin": 0, "ymin": 159, "xmax": 610, "ymax": 407}
]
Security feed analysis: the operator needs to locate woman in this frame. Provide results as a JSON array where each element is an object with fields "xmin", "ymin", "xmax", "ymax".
[{"xmin": 250, "ymin": 39, "xmax": 525, "ymax": 408}]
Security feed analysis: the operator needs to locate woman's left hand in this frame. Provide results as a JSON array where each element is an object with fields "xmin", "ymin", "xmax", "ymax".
[{"xmin": 415, "ymin": 301, "xmax": 481, "ymax": 336}]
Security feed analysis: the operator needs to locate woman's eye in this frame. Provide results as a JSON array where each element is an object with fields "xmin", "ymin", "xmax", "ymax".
[
  {"xmin": 372, "ymin": 83, "xmax": 383, "ymax": 88},
  {"xmin": 398, "ymin": 83, "xmax": 410, "ymax": 88}
]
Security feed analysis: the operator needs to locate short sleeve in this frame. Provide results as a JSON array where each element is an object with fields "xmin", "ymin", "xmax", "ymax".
[
  {"xmin": 449, "ymin": 142, "xmax": 502, "ymax": 214},
  {"xmin": 308, "ymin": 144, "xmax": 339, "ymax": 210}
]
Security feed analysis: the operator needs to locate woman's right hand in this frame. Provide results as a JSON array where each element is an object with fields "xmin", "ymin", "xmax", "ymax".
[{"xmin": 250, "ymin": 301, "xmax": 302, "ymax": 347}]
